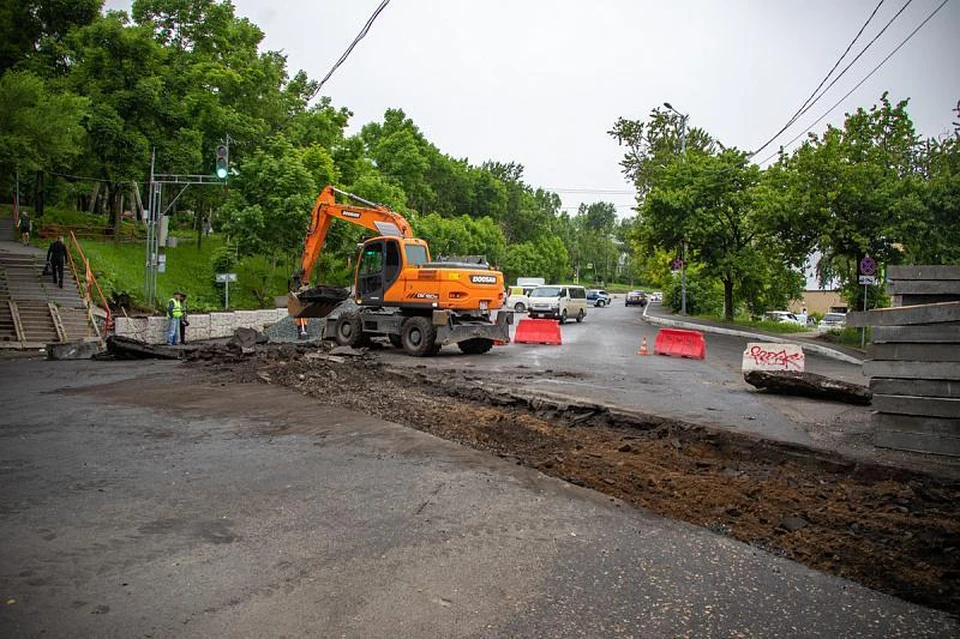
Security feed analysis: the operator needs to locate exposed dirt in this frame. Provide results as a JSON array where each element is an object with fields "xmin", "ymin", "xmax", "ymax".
[{"xmin": 195, "ymin": 345, "xmax": 960, "ymax": 614}]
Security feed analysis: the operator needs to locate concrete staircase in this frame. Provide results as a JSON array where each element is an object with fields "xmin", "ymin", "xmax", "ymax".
[{"xmin": 0, "ymin": 217, "xmax": 100, "ymax": 348}]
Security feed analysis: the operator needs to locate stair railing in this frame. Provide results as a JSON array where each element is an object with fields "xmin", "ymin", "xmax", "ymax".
[{"xmin": 65, "ymin": 231, "xmax": 113, "ymax": 335}]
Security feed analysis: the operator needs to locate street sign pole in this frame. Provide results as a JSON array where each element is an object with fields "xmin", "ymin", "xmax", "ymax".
[
  {"xmin": 216, "ymin": 273, "xmax": 237, "ymax": 310},
  {"xmin": 858, "ymin": 255, "xmax": 877, "ymax": 349}
]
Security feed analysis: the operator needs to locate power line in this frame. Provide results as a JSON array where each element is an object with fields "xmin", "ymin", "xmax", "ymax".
[
  {"xmin": 545, "ymin": 187, "xmax": 636, "ymax": 195},
  {"xmin": 749, "ymin": 0, "xmax": 910, "ymax": 160},
  {"xmin": 756, "ymin": 0, "xmax": 950, "ymax": 166},
  {"xmin": 307, "ymin": 0, "xmax": 392, "ymax": 102}
]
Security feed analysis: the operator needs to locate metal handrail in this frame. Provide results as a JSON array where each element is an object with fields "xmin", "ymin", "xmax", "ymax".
[{"xmin": 65, "ymin": 231, "xmax": 113, "ymax": 335}]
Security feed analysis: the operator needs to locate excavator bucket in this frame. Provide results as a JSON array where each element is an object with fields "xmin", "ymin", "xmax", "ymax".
[{"xmin": 288, "ymin": 286, "xmax": 351, "ymax": 319}]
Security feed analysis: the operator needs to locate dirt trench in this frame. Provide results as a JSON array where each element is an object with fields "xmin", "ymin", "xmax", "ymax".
[{"xmin": 195, "ymin": 346, "xmax": 960, "ymax": 614}]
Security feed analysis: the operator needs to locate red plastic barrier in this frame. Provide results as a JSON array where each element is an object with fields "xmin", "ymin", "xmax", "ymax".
[
  {"xmin": 513, "ymin": 318, "xmax": 562, "ymax": 345},
  {"xmin": 653, "ymin": 328, "xmax": 706, "ymax": 359}
]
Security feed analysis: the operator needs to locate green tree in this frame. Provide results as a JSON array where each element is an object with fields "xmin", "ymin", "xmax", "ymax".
[
  {"xmin": 220, "ymin": 135, "xmax": 313, "ymax": 259},
  {"xmin": 775, "ymin": 94, "xmax": 928, "ymax": 308},
  {"xmin": 642, "ymin": 149, "xmax": 776, "ymax": 320},
  {"xmin": 608, "ymin": 106, "xmax": 714, "ymax": 199},
  {"xmin": 0, "ymin": 71, "xmax": 88, "ymax": 191},
  {"xmin": 0, "ymin": 0, "xmax": 100, "ymax": 74}
]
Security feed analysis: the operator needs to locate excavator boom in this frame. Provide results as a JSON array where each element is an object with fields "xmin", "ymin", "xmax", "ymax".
[{"xmin": 292, "ymin": 186, "xmax": 414, "ymax": 291}]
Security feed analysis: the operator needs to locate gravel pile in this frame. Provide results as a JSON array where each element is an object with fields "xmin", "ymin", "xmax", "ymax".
[
  {"xmin": 263, "ymin": 300, "xmax": 356, "ymax": 343},
  {"xmin": 263, "ymin": 316, "xmax": 326, "ymax": 343}
]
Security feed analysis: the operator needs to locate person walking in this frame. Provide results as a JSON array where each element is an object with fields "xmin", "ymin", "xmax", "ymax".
[
  {"xmin": 166, "ymin": 291, "xmax": 186, "ymax": 345},
  {"xmin": 18, "ymin": 213, "xmax": 31, "ymax": 245},
  {"xmin": 46, "ymin": 235, "xmax": 68, "ymax": 288}
]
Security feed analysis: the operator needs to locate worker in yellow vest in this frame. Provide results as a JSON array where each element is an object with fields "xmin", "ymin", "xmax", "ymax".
[{"xmin": 166, "ymin": 290, "xmax": 186, "ymax": 345}]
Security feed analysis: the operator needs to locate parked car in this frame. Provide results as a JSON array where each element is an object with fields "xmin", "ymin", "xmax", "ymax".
[
  {"xmin": 763, "ymin": 311, "xmax": 804, "ymax": 326},
  {"xmin": 819, "ymin": 312, "xmax": 847, "ymax": 330},
  {"xmin": 586, "ymin": 289, "xmax": 612, "ymax": 307},
  {"xmin": 650, "ymin": 291, "xmax": 663, "ymax": 303},
  {"xmin": 625, "ymin": 290, "xmax": 647, "ymax": 307},
  {"xmin": 528, "ymin": 285, "xmax": 587, "ymax": 323}
]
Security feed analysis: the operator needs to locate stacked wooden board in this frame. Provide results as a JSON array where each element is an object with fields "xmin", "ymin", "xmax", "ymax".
[{"xmin": 848, "ymin": 266, "xmax": 960, "ymax": 456}]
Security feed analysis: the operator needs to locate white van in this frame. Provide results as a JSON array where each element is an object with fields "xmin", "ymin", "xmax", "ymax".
[
  {"xmin": 505, "ymin": 277, "xmax": 546, "ymax": 312},
  {"xmin": 506, "ymin": 285, "xmax": 534, "ymax": 312},
  {"xmin": 527, "ymin": 285, "xmax": 587, "ymax": 323}
]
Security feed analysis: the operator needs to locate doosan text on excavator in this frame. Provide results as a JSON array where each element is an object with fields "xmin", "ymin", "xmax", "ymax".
[{"xmin": 288, "ymin": 186, "xmax": 513, "ymax": 356}]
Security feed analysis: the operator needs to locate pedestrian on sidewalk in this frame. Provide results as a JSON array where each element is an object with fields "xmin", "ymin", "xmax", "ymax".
[
  {"xmin": 166, "ymin": 290, "xmax": 186, "ymax": 345},
  {"xmin": 18, "ymin": 213, "xmax": 31, "ymax": 245},
  {"xmin": 47, "ymin": 235, "xmax": 68, "ymax": 288}
]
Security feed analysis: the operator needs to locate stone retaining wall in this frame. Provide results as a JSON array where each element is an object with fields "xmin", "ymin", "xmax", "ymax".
[{"xmin": 114, "ymin": 308, "xmax": 287, "ymax": 344}]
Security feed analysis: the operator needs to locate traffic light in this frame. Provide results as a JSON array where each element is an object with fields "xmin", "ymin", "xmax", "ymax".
[{"xmin": 215, "ymin": 144, "xmax": 229, "ymax": 179}]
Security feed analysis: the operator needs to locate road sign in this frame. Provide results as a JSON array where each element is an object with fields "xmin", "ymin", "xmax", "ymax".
[
  {"xmin": 858, "ymin": 275, "xmax": 876, "ymax": 285},
  {"xmin": 216, "ymin": 273, "xmax": 237, "ymax": 283},
  {"xmin": 859, "ymin": 255, "xmax": 876, "ymax": 276}
]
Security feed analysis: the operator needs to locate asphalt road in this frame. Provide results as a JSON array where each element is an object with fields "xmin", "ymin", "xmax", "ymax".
[
  {"xmin": 386, "ymin": 300, "xmax": 871, "ymax": 449},
  {"xmin": 1, "ymin": 358, "xmax": 955, "ymax": 637}
]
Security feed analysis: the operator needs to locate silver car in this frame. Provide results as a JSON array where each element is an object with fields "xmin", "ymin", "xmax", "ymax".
[{"xmin": 819, "ymin": 312, "xmax": 847, "ymax": 330}]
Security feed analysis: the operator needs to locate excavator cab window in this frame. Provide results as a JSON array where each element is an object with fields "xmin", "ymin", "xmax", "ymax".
[
  {"xmin": 404, "ymin": 244, "xmax": 429, "ymax": 266},
  {"xmin": 384, "ymin": 239, "xmax": 401, "ymax": 282},
  {"xmin": 358, "ymin": 241, "xmax": 385, "ymax": 301}
]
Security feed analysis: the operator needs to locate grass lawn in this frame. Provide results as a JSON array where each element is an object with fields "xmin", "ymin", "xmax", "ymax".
[{"xmin": 77, "ymin": 235, "xmax": 287, "ymax": 313}]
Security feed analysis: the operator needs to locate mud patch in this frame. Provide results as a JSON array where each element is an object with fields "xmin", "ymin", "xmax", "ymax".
[{"xmin": 196, "ymin": 350, "xmax": 960, "ymax": 613}]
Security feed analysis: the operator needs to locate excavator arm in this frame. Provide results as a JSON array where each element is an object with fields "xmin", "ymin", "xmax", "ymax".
[{"xmin": 291, "ymin": 186, "xmax": 414, "ymax": 290}]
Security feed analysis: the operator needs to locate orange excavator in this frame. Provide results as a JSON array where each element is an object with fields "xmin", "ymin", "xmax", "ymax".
[{"xmin": 289, "ymin": 186, "xmax": 512, "ymax": 356}]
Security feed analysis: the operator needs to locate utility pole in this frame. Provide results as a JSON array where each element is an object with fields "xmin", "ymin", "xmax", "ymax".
[
  {"xmin": 143, "ymin": 139, "xmax": 233, "ymax": 307},
  {"xmin": 664, "ymin": 102, "xmax": 689, "ymax": 315}
]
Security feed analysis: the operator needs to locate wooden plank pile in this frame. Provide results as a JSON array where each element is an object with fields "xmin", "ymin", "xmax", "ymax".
[{"xmin": 848, "ymin": 266, "xmax": 960, "ymax": 456}]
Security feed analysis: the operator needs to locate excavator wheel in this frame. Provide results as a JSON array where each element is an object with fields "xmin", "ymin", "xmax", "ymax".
[
  {"xmin": 400, "ymin": 316, "xmax": 437, "ymax": 357},
  {"xmin": 334, "ymin": 312, "xmax": 367, "ymax": 347},
  {"xmin": 457, "ymin": 338, "xmax": 494, "ymax": 355}
]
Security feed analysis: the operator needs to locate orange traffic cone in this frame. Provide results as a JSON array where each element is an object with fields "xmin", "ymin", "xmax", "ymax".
[{"xmin": 637, "ymin": 335, "xmax": 649, "ymax": 356}]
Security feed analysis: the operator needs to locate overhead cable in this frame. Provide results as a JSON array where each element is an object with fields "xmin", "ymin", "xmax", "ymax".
[
  {"xmin": 749, "ymin": 0, "xmax": 912, "ymax": 160},
  {"xmin": 757, "ymin": 0, "xmax": 950, "ymax": 166},
  {"xmin": 308, "ymin": 0, "xmax": 392, "ymax": 102}
]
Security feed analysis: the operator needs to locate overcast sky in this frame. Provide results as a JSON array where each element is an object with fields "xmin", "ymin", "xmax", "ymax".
[{"xmin": 105, "ymin": 0, "xmax": 960, "ymax": 216}]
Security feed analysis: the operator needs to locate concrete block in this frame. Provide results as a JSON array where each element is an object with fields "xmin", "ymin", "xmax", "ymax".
[
  {"xmin": 208, "ymin": 312, "xmax": 234, "ymax": 338},
  {"xmin": 894, "ymin": 294, "xmax": 960, "ymax": 307},
  {"xmin": 887, "ymin": 265, "xmax": 960, "ymax": 280},
  {"xmin": 872, "ymin": 324, "xmax": 960, "ymax": 343},
  {"xmin": 888, "ymin": 279, "xmax": 960, "ymax": 296},
  {"xmin": 867, "ymin": 343, "xmax": 960, "ymax": 362},
  {"xmin": 847, "ymin": 301, "xmax": 960, "ymax": 327},
  {"xmin": 873, "ymin": 394, "xmax": 960, "ymax": 418},
  {"xmin": 863, "ymin": 360, "xmax": 960, "ymax": 380},
  {"xmin": 186, "ymin": 313, "xmax": 211, "ymax": 341},
  {"xmin": 871, "ymin": 378, "xmax": 960, "ymax": 398},
  {"xmin": 235, "ymin": 310, "xmax": 258, "ymax": 328},
  {"xmin": 874, "ymin": 413, "xmax": 960, "ymax": 457},
  {"xmin": 741, "ymin": 342, "xmax": 805, "ymax": 372},
  {"xmin": 147, "ymin": 316, "xmax": 168, "ymax": 344}
]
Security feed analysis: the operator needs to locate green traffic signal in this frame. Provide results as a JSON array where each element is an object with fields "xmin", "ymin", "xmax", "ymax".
[{"xmin": 215, "ymin": 144, "xmax": 229, "ymax": 179}]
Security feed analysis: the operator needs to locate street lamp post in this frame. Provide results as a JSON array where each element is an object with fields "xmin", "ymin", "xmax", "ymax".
[{"xmin": 664, "ymin": 102, "xmax": 689, "ymax": 315}]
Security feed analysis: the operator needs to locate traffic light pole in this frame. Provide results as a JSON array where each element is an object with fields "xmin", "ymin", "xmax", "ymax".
[{"xmin": 143, "ymin": 143, "xmax": 231, "ymax": 308}]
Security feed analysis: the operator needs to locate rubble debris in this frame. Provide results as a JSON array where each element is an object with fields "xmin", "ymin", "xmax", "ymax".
[
  {"xmin": 46, "ymin": 341, "xmax": 103, "ymax": 360},
  {"xmin": 744, "ymin": 370, "xmax": 873, "ymax": 405},
  {"xmin": 329, "ymin": 345, "xmax": 365, "ymax": 357},
  {"xmin": 105, "ymin": 336, "xmax": 185, "ymax": 360},
  {"xmin": 228, "ymin": 327, "xmax": 268, "ymax": 354},
  {"xmin": 187, "ymin": 351, "xmax": 959, "ymax": 613}
]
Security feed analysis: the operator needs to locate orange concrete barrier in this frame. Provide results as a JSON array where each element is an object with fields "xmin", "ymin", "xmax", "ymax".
[
  {"xmin": 653, "ymin": 328, "xmax": 706, "ymax": 359},
  {"xmin": 513, "ymin": 318, "xmax": 562, "ymax": 345}
]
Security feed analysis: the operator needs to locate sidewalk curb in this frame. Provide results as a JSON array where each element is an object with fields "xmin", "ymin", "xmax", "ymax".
[{"xmin": 641, "ymin": 304, "xmax": 865, "ymax": 366}]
